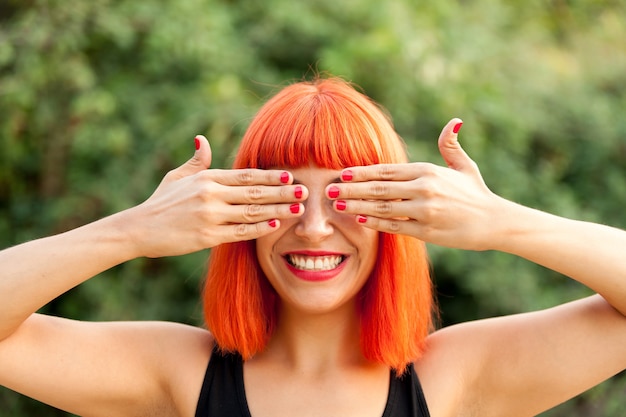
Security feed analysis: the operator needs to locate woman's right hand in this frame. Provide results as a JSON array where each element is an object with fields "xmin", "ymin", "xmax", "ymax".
[{"xmin": 127, "ymin": 135, "xmax": 307, "ymax": 258}]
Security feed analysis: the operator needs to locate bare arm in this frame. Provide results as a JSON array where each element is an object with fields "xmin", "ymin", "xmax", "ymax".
[
  {"xmin": 490, "ymin": 198, "xmax": 626, "ymax": 314},
  {"xmin": 0, "ymin": 135, "xmax": 303, "ymax": 339},
  {"xmin": 0, "ymin": 135, "xmax": 305, "ymax": 415},
  {"xmin": 329, "ymin": 119, "xmax": 626, "ymax": 415},
  {"xmin": 0, "ymin": 212, "xmax": 137, "ymax": 341},
  {"xmin": 329, "ymin": 118, "xmax": 626, "ymax": 313}
]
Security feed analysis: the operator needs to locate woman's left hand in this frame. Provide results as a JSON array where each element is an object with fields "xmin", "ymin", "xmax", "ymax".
[{"xmin": 327, "ymin": 118, "xmax": 506, "ymax": 250}]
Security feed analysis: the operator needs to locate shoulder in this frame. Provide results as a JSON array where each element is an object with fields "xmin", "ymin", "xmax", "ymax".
[
  {"xmin": 414, "ymin": 295, "xmax": 626, "ymax": 417},
  {"xmin": 0, "ymin": 315, "xmax": 215, "ymax": 417},
  {"xmin": 141, "ymin": 321, "xmax": 215, "ymax": 417}
]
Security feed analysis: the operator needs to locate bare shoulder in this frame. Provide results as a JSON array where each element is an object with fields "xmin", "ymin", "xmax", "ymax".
[
  {"xmin": 415, "ymin": 295, "xmax": 626, "ymax": 417},
  {"xmin": 0, "ymin": 314, "xmax": 215, "ymax": 417}
]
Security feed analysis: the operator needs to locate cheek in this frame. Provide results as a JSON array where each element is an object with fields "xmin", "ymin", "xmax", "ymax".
[
  {"xmin": 255, "ymin": 236, "xmax": 275, "ymax": 276},
  {"xmin": 349, "ymin": 225, "xmax": 379, "ymax": 269}
]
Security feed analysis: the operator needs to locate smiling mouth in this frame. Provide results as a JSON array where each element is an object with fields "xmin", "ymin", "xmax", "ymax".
[{"xmin": 285, "ymin": 254, "xmax": 346, "ymax": 271}]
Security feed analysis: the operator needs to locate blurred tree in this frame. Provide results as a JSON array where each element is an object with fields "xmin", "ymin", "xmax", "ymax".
[{"xmin": 1, "ymin": 0, "xmax": 625, "ymax": 415}]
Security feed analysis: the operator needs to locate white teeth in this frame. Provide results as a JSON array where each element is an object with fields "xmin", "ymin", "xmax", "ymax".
[{"xmin": 287, "ymin": 255, "xmax": 344, "ymax": 271}]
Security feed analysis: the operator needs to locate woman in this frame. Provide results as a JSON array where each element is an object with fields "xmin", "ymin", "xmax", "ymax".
[{"xmin": 0, "ymin": 77, "xmax": 625, "ymax": 417}]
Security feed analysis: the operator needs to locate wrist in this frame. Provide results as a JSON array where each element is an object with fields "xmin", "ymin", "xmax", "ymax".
[{"xmin": 104, "ymin": 206, "xmax": 149, "ymax": 261}]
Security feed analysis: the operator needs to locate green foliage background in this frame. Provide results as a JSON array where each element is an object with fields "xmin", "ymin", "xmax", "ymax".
[{"xmin": 1, "ymin": 0, "xmax": 625, "ymax": 415}]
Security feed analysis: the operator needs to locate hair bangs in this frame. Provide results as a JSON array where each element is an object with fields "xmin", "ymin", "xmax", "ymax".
[{"xmin": 233, "ymin": 78, "xmax": 406, "ymax": 170}]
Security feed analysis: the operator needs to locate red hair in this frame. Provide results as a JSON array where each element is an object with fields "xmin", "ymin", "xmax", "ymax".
[{"xmin": 203, "ymin": 77, "xmax": 434, "ymax": 373}]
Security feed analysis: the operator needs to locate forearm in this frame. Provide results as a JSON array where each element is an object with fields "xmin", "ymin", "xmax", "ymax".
[
  {"xmin": 492, "ymin": 198, "xmax": 626, "ymax": 315},
  {"xmin": 0, "ymin": 210, "xmax": 140, "ymax": 340}
]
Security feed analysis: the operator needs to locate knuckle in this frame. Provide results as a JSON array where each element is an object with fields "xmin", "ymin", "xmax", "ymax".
[
  {"xmin": 384, "ymin": 220, "xmax": 402, "ymax": 233},
  {"xmin": 370, "ymin": 184, "xmax": 389, "ymax": 197},
  {"xmin": 196, "ymin": 183, "xmax": 217, "ymax": 203},
  {"xmin": 246, "ymin": 186, "xmax": 264, "ymax": 201},
  {"xmin": 417, "ymin": 180, "xmax": 438, "ymax": 199},
  {"xmin": 420, "ymin": 163, "xmax": 438, "ymax": 177},
  {"xmin": 375, "ymin": 201, "xmax": 393, "ymax": 215},
  {"xmin": 419, "ymin": 205, "xmax": 439, "ymax": 223},
  {"xmin": 237, "ymin": 170, "xmax": 255, "ymax": 185},
  {"xmin": 378, "ymin": 165, "xmax": 395, "ymax": 180},
  {"xmin": 233, "ymin": 223, "xmax": 248, "ymax": 238},
  {"xmin": 243, "ymin": 204, "xmax": 263, "ymax": 221}
]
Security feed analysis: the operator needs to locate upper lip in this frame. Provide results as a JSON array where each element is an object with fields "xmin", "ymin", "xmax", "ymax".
[{"xmin": 282, "ymin": 250, "xmax": 347, "ymax": 257}]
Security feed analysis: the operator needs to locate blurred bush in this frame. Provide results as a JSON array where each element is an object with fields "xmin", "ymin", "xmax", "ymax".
[{"xmin": 1, "ymin": 0, "xmax": 625, "ymax": 415}]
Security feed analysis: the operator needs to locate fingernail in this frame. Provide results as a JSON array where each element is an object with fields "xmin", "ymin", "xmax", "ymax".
[
  {"xmin": 294, "ymin": 185, "xmax": 303, "ymax": 199},
  {"xmin": 336, "ymin": 200, "xmax": 347, "ymax": 211},
  {"xmin": 280, "ymin": 172, "xmax": 290, "ymax": 184},
  {"xmin": 453, "ymin": 122, "xmax": 463, "ymax": 134},
  {"xmin": 268, "ymin": 219, "xmax": 277, "ymax": 228},
  {"xmin": 328, "ymin": 186, "xmax": 340, "ymax": 199},
  {"xmin": 290, "ymin": 203, "xmax": 300, "ymax": 214},
  {"xmin": 357, "ymin": 215, "xmax": 367, "ymax": 224},
  {"xmin": 195, "ymin": 137, "xmax": 201, "ymax": 150},
  {"xmin": 341, "ymin": 170, "xmax": 353, "ymax": 182}
]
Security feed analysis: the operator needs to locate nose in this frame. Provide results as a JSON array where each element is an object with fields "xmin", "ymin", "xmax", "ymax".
[{"xmin": 294, "ymin": 190, "xmax": 334, "ymax": 242}]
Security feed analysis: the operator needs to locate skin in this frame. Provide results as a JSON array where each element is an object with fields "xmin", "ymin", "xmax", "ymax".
[{"xmin": 0, "ymin": 120, "xmax": 625, "ymax": 416}]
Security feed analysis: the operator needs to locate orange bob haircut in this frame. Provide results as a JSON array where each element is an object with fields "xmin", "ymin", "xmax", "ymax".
[{"xmin": 203, "ymin": 77, "xmax": 434, "ymax": 373}]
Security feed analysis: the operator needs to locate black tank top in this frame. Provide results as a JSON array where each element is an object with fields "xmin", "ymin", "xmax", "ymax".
[{"xmin": 195, "ymin": 348, "xmax": 430, "ymax": 417}]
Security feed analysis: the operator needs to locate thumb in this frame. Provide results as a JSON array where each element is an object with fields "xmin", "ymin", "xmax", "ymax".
[
  {"xmin": 167, "ymin": 135, "xmax": 213, "ymax": 181},
  {"xmin": 437, "ymin": 119, "xmax": 476, "ymax": 173}
]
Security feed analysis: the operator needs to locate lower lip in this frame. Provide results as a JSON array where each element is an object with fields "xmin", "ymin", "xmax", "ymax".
[{"xmin": 284, "ymin": 258, "xmax": 348, "ymax": 282}]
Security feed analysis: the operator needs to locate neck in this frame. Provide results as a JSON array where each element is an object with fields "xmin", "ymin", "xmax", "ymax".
[{"xmin": 261, "ymin": 301, "xmax": 368, "ymax": 374}]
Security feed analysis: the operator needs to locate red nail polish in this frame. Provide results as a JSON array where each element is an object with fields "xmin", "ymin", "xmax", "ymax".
[
  {"xmin": 290, "ymin": 203, "xmax": 300, "ymax": 214},
  {"xmin": 294, "ymin": 185, "xmax": 303, "ymax": 199},
  {"xmin": 357, "ymin": 215, "xmax": 367, "ymax": 224},
  {"xmin": 336, "ymin": 200, "xmax": 347, "ymax": 211},
  {"xmin": 280, "ymin": 172, "xmax": 290, "ymax": 184},
  {"xmin": 268, "ymin": 219, "xmax": 277, "ymax": 228},
  {"xmin": 453, "ymin": 122, "xmax": 463, "ymax": 134},
  {"xmin": 195, "ymin": 137, "xmax": 201, "ymax": 150},
  {"xmin": 328, "ymin": 186, "xmax": 340, "ymax": 199},
  {"xmin": 341, "ymin": 170, "xmax": 353, "ymax": 182}
]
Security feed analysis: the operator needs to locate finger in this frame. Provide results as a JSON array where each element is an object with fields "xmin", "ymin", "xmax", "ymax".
[
  {"xmin": 333, "ymin": 199, "xmax": 419, "ymax": 220},
  {"xmin": 352, "ymin": 215, "xmax": 422, "ymax": 236},
  {"xmin": 205, "ymin": 200, "xmax": 304, "ymax": 226},
  {"xmin": 228, "ymin": 202, "xmax": 304, "ymax": 224},
  {"xmin": 208, "ymin": 168, "xmax": 294, "ymax": 187},
  {"xmin": 326, "ymin": 180, "xmax": 416, "ymax": 201},
  {"xmin": 217, "ymin": 219, "xmax": 283, "ymax": 243},
  {"xmin": 338, "ymin": 162, "xmax": 435, "ymax": 184},
  {"xmin": 166, "ymin": 135, "xmax": 213, "ymax": 181},
  {"xmin": 223, "ymin": 184, "xmax": 308, "ymax": 205},
  {"xmin": 437, "ymin": 118, "xmax": 478, "ymax": 174}
]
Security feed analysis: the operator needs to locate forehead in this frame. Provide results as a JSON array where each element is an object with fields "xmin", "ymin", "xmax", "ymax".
[{"xmin": 289, "ymin": 165, "xmax": 342, "ymax": 186}]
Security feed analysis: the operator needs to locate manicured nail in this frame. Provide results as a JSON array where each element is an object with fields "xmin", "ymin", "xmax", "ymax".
[
  {"xmin": 294, "ymin": 185, "xmax": 303, "ymax": 199},
  {"xmin": 280, "ymin": 172, "xmax": 290, "ymax": 184},
  {"xmin": 336, "ymin": 200, "xmax": 347, "ymax": 211},
  {"xmin": 453, "ymin": 122, "xmax": 463, "ymax": 134},
  {"xmin": 268, "ymin": 219, "xmax": 277, "ymax": 228},
  {"xmin": 357, "ymin": 215, "xmax": 367, "ymax": 224},
  {"xmin": 328, "ymin": 186, "xmax": 340, "ymax": 199},
  {"xmin": 290, "ymin": 203, "xmax": 300, "ymax": 214},
  {"xmin": 341, "ymin": 170, "xmax": 353, "ymax": 182},
  {"xmin": 195, "ymin": 137, "xmax": 201, "ymax": 150}
]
